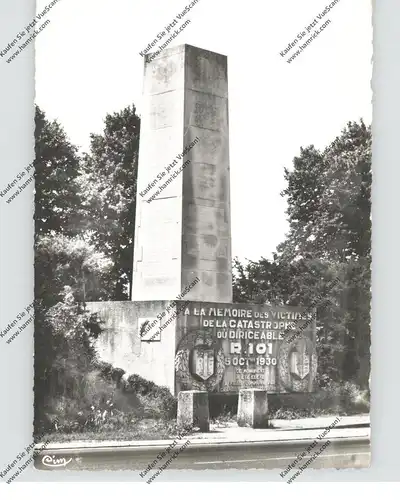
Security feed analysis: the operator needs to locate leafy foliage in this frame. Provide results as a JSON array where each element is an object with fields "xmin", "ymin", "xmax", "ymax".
[
  {"xmin": 34, "ymin": 107, "xmax": 82, "ymax": 235},
  {"xmin": 35, "ymin": 234, "xmax": 114, "ymax": 306},
  {"xmin": 34, "ymin": 107, "xmax": 115, "ymax": 432},
  {"xmin": 124, "ymin": 374, "xmax": 177, "ymax": 419},
  {"xmin": 268, "ymin": 381, "xmax": 370, "ymax": 419},
  {"xmin": 34, "ymin": 236, "xmax": 110, "ymax": 432},
  {"xmin": 280, "ymin": 121, "xmax": 371, "ymax": 262},
  {"xmin": 43, "ymin": 366, "xmax": 177, "ymax": 435},
  {"xmin": 233, "ymin": 121, "xmax": 371, "ymax": 388},
  {"xmin": 78, "ymin": 105, "xmax": 140, "ymax": 299}
]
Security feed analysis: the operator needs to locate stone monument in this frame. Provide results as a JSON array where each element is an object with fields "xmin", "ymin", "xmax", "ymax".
[
  {"xmin": 86, "ymin": 44, "xmax": 317, "ymax": 428},
  {"xmin": 132, "ymin": 43, "xmax": 232, "ymax": 304}
]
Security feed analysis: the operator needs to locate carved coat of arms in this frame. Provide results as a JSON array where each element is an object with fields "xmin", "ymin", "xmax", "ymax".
[
  {"xmin": 289, "ymin": 338, "xmax": 310, "ymax": 380},
  {"xmin": 190, "ymin": 343, "xmax": 216, "ymax": 381},
  {"xmin": 278, "ymin": 335, "xmax": 317, "ymax": 392},
  {"xmin": 175, "ymin": 330, "xmax": 225, "ymax": 391}
]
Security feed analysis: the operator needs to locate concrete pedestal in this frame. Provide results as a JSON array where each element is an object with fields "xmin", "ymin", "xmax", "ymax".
[
  {"xmin": 237, "ymin": 389, "xmax": 269, "ymax": 428},
  {"xmin": 177, "ymin": 390, "xmax": 210, "ymax": 432}
]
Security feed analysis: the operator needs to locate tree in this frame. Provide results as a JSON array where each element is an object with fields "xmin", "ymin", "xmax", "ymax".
[
  {"xmin": 279, "ymin": 121, "xmax": 371, "ymax": 386},
  {"xmin": 34, "ymin": 234, "xmax": 112, "ymax": 432},
  {"xmin": 33, "ymin": 103, "xmax": 141, "ymax": 432},
  {"xmin": 279, "ymin": 120, "xmax": 371, "ymax": 262},
  {"xmin": 34, "ymin": 106, "xmax": 82, "ymax": 236},
  {"xmin": 34, "ymin": 105, "xmax": 95, "ymax": 431},
  {"xmin": 78, "ymin": 105, "xmax": 141, "ymax": 300},
  {"xmin": 233, "ymin": 121, "xmax": 371, "ymax": 387}
]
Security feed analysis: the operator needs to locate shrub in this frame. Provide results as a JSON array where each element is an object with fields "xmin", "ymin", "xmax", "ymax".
[
  {"xmin": 39, "ymin": 369, "xmax": 177, "ymax": 436},
  {"xmin": 96, "ymin": 361, "xmax": 126, "ymax": 386},
  {"xmin": 124, "ymin": 374, "xmax": 177, "ymax": 419},
  {"xmin": 139, "ymin": 392, "xmax": 177, "ymax": 420},
  {"xmin": 338, "ymin": 381, "xmax": 370, "ymax": 413},
  {"xmin": 43, "ymin": 367, "xmax": 143, "ymax": 434},
  {"xmin": 268, "ymin": 380, "xmax": 370, "ymax": 419},
  {"xmin": 123, "ymin": 374, "xmax": 157, "ymax": 395}
]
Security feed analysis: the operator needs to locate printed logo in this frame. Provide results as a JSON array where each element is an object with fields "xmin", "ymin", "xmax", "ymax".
[{"xmin": 41, "ymin": 455, "xmax": 73, "ymax": 468}]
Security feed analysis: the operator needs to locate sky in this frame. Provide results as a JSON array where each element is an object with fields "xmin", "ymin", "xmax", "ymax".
[{"xmin": 35, "ymin": 0, "xmax": 372, "ymax": 262}]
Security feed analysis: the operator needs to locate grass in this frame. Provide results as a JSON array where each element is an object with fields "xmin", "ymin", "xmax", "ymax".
[{"xmin": 37, "ymin": 418, "xmax": 184, "ymax": 444}]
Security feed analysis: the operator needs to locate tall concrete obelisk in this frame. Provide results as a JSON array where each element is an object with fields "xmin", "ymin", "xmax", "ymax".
[{"xmin": 132, "ymin": 44, "xmax": 232, "ymax": 303}]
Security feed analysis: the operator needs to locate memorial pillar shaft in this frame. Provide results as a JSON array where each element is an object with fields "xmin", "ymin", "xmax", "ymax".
[{"xmin": 132, "ymin": 44, "xmax": 232, "ymax": 303}]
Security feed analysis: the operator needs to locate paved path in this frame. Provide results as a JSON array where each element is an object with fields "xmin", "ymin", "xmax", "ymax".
[{"xmin": 33, "ymin": 415, "xmax": 370, "ymax": 473}]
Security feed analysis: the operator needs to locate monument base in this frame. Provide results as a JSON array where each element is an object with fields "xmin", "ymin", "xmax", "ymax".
[
  {"xmin": 237, "ymin": 389, "xmax": 269, "ymax": 428},
  {"xmin": 86, "ymin": 299, "xmax": 317, "ymax": 396},
  {"xmin": 177, "ymin": 390, "xmax": 209, "ymax": 432}
]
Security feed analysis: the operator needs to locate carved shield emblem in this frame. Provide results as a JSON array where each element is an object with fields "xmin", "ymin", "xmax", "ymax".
[
  {"xmin": 175, "ymin": 329, "xmax": 225, "ymax": 390},
  {"xmin": 190, "ymin": 345, "xmax": 215, "ymax": 381},
  {"xmin": 290, "ymin": 338, "xmax": 310, "ymax": 380}
]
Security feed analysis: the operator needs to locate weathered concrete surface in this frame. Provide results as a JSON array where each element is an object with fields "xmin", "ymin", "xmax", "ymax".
[
  {"xmin": 177, "ymin": 390, "xmax": 210, "ymax": 432},
  {"xmin": 132, "ymin": 44, "xmax": 232, "ymax": 303},
  {"xmin": 174, "ymin": 301, "xmax": 317, "ymax": 394},
  {"xmin": 237, "ymin": 389, "xmax": 269, "ymax": 428},
  {"xmin": 86, "ymin": 299, "xmax": 316, "ymax": 396},
  {"xmin": 86, "ymin": 301, "xmax": 177, "ymax": 394},
  {"xmin": 181, "ymin": 45, "xmax": 232, "ymax": 303}
]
